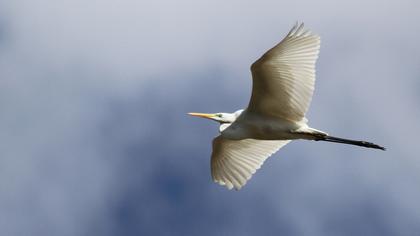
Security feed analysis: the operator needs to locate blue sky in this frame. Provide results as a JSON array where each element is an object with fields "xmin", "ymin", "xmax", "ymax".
[{"xmin": 1, "ymin": 0, "xmax": 420, "ymax": 235}]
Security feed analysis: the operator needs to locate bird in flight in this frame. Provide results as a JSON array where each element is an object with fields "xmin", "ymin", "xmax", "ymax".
[{"xmin": 189, "ymin": 23, "xmax": 385, "ymax": 190}]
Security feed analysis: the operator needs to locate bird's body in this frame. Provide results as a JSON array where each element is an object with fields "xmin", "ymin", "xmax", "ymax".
[
  {"xmin": 189, "ymin": 23, "xmax": 385, "ymax": 190},
  {"xmin": 221, "ymin": 110, "xmax": 314, "ymax": 141}
]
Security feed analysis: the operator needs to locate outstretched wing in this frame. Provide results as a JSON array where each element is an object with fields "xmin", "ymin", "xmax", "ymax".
[
  {"xmin": 248, "ymin": 22, "xmax": 320, "ymax": 122},
  {"xmin": 211, "ymin": 136, "xmax": 290, "ymax": 190}
]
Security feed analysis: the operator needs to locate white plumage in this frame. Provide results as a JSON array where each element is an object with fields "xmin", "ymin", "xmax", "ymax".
[
  {"xmin": 248, "ymin": 23, "xmax": 320, "ymax": 122},
  {"xmin": 211, "ymin": 136, "xmax": 290, "ymax": 190},
  {"xmin": 189, "ymin": 22, "xmax": 385, "ymax": 190}
]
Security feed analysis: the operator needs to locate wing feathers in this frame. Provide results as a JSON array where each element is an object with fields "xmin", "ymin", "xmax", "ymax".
[
  {"xmin": 248, "ymin": 22, "xmax": 320, "ymax": 121},
  {"xmin": 211, "ymin": 136, "xmax": 290, "ymax": 190}
]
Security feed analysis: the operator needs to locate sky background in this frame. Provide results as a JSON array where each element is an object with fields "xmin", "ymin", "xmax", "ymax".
[{"xmin": 1, "ymin": 0, "xmax": 420, "ymax": 235}]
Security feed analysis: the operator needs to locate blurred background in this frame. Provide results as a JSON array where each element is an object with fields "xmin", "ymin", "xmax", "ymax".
[{"xmin": 1, "ymin": 0, "xmax": 419, "ymax": 235}]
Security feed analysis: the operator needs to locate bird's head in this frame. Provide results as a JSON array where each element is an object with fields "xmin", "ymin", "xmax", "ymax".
[{"xmin": 188, "ymin": 112, "xmax": 237, "ymax": 123}]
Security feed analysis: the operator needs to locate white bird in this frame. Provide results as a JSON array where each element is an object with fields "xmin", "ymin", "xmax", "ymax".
[{"xmin": 189, "ymin": 23, "xmax": 385, "ymax": 190}]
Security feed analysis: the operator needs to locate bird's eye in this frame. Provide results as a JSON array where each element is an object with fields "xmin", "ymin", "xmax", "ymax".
[{"xmin": 217, "ymin": 114, "xmax": 222, "ymax": 118}]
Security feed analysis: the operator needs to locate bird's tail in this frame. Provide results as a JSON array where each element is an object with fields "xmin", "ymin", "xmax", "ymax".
[{"xmin": 316, "ymin": 135, "xmax": 386, "ymax": 151}]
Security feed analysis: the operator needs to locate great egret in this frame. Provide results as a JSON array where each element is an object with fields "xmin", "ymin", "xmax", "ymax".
[{"xmin": 189, "ymin": 23, "xmax": 385, "ymax": 190}]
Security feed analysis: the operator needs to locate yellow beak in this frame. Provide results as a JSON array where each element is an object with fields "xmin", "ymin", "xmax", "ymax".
[{"xmin": 188, "ymin": 112, "xmax": 217, "ymax": 119}]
